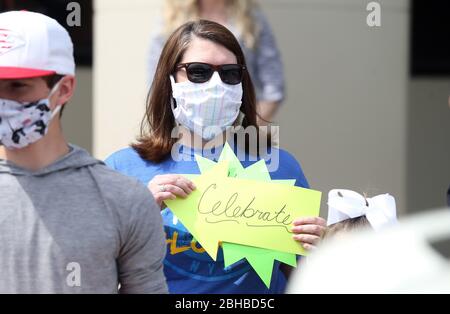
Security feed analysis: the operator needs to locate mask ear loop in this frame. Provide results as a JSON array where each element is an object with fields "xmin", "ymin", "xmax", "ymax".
[
  {"xmin": 50, "ymin": 104, "xmax": 62, "ymax": 119},
  {"xmin": 169, "ymin": 75, "xmax": 178, "ymax": 110},
  {"xmin": 48, "ymin": 77, "xmax": 64, "ymax": 97},
  {"xmin": 170, "ymin": 96, "xmax": 177, "ymax": 110},
  {"xmin": 48, "ymin": 77, "xmax": 65, "ymax": 117},
  {"xmin": 234, "ymin": 111, "xmax": 246, "ymax": 126}
]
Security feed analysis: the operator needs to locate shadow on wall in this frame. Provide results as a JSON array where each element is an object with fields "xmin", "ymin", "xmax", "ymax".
[
  {"xmin": 407, "ymin": 78, "xmax": 450, "ymax": 212},
  {"xmin": 62, "ymin": 67, "xmax": 93, "ymax": 153}
]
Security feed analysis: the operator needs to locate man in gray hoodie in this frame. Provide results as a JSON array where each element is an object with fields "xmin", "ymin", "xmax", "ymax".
[{"xmin": 0, "ymin": 11, "xmax": 167, "ymax": 293}]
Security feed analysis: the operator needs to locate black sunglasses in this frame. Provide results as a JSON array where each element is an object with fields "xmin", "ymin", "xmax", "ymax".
[{"xmin": 175, "ymin": 62, "xmax": 246, "ymax": 85}]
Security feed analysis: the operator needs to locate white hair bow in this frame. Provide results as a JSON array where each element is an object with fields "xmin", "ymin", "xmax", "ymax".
[{"xmin": 327, "ymin": 189, "xmax": 397, "ymax": 231}]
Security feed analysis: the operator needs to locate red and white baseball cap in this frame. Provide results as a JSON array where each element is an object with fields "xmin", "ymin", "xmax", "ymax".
[{"xmin": 0, "ymin": 11, "xmax": 75, "ymax": 79}]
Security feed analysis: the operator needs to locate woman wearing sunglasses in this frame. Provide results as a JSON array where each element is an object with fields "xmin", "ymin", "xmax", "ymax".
[
  {"xmin": 147, "ymin": 0, "xmax": 284, "ymax": 125},
  {"xmin": 106, "ymin": 20, "xmax": 325, "ymax": 294}
]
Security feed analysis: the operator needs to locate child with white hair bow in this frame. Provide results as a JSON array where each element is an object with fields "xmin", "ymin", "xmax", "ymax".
[{"xmin": 323, "ymin": 189, "xmax": 398, "ymax": 239}]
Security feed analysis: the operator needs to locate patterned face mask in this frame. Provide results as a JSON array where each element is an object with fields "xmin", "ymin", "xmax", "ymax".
[
  {"xmin": 170, "ymin": 72, "xmax": 243, "ymax": 140},
  {"xmin": 0, "ymin": 81, "xmax": 62, "ymax": 150}
]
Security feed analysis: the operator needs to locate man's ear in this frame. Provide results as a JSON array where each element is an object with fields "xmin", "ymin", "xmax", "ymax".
[{"xmin": 53, "ymin": 75, "xmax": 76, "ymax": 108}]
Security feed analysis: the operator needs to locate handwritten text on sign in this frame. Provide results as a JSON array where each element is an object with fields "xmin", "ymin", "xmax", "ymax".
[
  {"xmin": 198, "ymin": 183, "xmax": 294, "ymax": 230},
  {"xmin": 166, "ymin": 162, "xmax": 322, "ymax": 260}
]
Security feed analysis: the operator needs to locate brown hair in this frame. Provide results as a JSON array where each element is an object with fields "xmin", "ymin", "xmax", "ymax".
[
  {"xmin": 322, "ymin": 216, "xmax": 371, "ymax": 239},
  {"xmin": 133, "ymin": 20, "xmax": 260, "ymax": 163}
]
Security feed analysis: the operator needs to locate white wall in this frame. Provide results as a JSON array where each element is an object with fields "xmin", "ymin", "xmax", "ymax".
[
  {"xmin": 63, "ymin": 66, "xmax": 92, "ymax": 152},
  {"xmin": 93, "ymin": 0, "xmax": 162, "ymax": 159},
  {"xmin": 93, "ymin": 0, "xmax": 412, "ymax": 214}
]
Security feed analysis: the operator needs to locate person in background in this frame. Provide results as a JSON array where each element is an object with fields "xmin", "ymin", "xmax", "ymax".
[
  {"xmin": 323, "ymin": 189, "xmax": 397, "ymax": 239},
  {"xmin": 147, "ymin": 0, "xmax": 285, "ymax": 125}
]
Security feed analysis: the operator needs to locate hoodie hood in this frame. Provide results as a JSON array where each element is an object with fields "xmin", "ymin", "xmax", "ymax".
[{"xmin": 0, "ymin": 144, "xmax": 102, "ymax": 176}]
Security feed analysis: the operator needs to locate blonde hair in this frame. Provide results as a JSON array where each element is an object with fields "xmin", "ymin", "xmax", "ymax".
[{"xmin": 163, "ymin": 0, "xmax": 259, "ymax": 49}]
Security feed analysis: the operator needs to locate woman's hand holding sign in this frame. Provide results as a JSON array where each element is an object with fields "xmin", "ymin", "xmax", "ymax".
[
  {"xmin": 148, "ymin": 174, "xmax": 196, "ymax": 208},
  {"xmin": 150, "ymin": 169, "xmax": 325, "ymax": 252},
  {"xmin": 291, "ymin": 217, "xmax": 327, "ymax": 251}
]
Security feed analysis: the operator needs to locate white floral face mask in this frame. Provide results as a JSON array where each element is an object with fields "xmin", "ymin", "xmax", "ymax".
[
  {"xmin": 170, "ymin": 72, "xmax": 243, "ymax": 140},
  {"xmin": 0, "ymin": 81, "xmax": 62, "ymax": 149}
]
